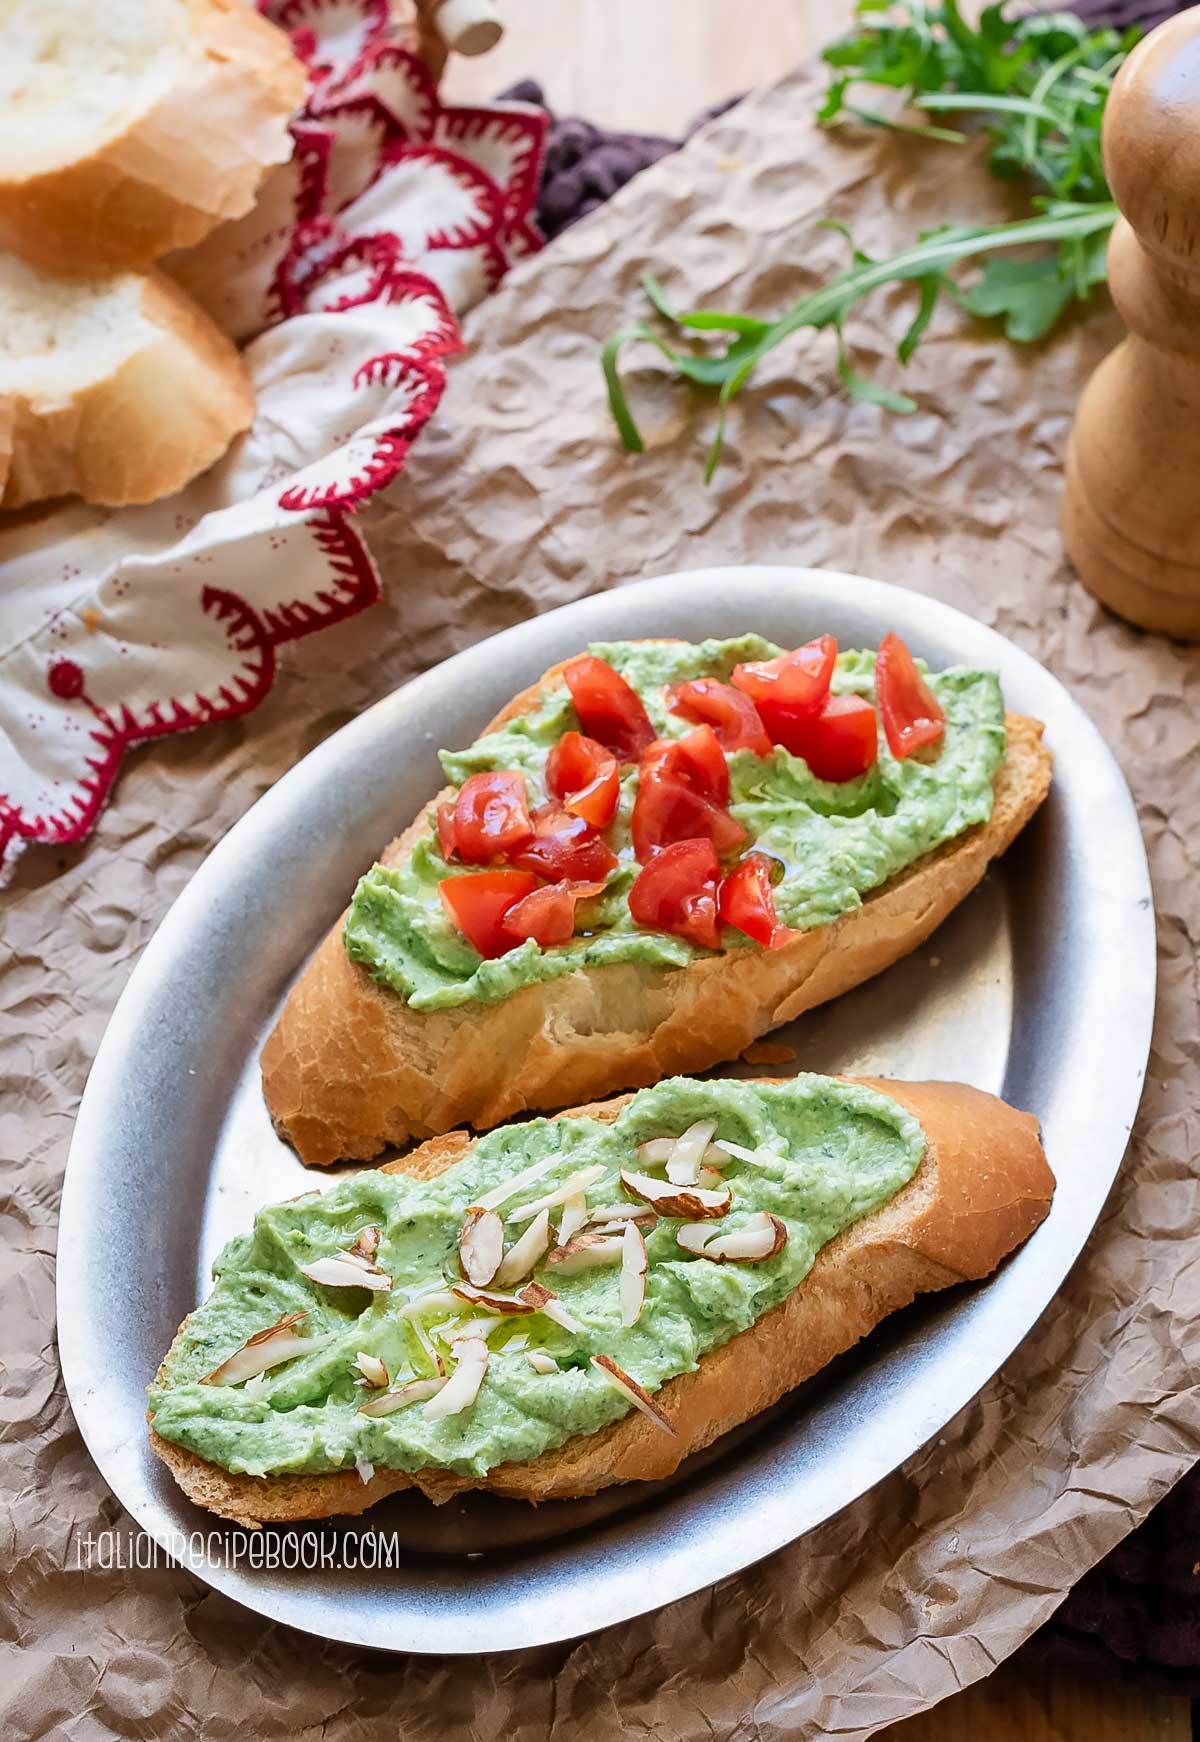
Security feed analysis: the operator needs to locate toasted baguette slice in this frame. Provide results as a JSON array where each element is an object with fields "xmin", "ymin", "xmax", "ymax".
[
  {"xmin": 149, "ymin": 1076, "xmax": 1054, "ymax": 1525},
  {"xmin": 0, "ymin": 0, "xmax": 306, "ymax": 274},
  {"xmin": 0, "ymin": 252, "xmax": 255, "ymax": 508},
  {"xmin": 261, "ymin": 653, "xmax": 1053, "ymax": 1167}
]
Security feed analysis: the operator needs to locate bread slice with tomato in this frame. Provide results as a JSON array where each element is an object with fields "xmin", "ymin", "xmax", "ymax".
[{"xmin": 261, "ymin": 634, "xmax": 1052, "ymax": 1167}]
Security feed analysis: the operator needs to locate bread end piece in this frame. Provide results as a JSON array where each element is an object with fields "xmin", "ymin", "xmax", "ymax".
[
  {"xmin": 262, "ymin": 703, "xmax": 1052, "ymax": 1167},
  {"xmin": 147, "ymin": 1077, "xmax": 1053, "ymax": 1522},
  {"xmin": 0, "ymin": 0, "xmax": 307, "ymax": 274},
  {"xmin": 0, "ymin": 258, "xmax": 254, "ymax": 509}
]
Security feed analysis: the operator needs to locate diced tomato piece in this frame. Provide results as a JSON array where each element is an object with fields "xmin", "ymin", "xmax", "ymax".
[
  {"xmin": 441, "ymin": 770, "xmax": 533, "ymax": 864},
  {"xmin": 631, "ymin": 731, "xmax": 746, "ymax": 863},
  {"xmin": 500, "ymin": 879, "xmax": 607, "ymax": 948},
  {"xmin": 718, "ymin": 853, "xmax": 800, "ymax": 951},
  {"xmin": 439, "ymin": 869, "xmax": 541, "ymax": 958},
  {"xmin": 628, "ymin": 839, "xmax": 722, "ymax": 951},
  {"xmin": 563, "ymin": 656, "xmax": 655, "ymax": 761},
  {"xmin": 666, "ymin": 677, "xmax": 772, "ymax": 756},
  {"xmin": 875, "ymin": 632, "xmax": 946, "ymax": 759},
  {"xmin": 509, "ymin": 801, "xmax": 619, "ymax": 883},
  {"xmin": 764, "ymin": 693, "xmax": 878, "ymax": 783},
  {"xmin": 731, "ymin": 635, "xmax": 837, "ymax": 714},
  {"xmin": 545, "ymin": 731, "xmax": 620, "ymax": 829},
  {"xmin": 670, "ymin": 723, "xmax": 729, "ymax": 804}
]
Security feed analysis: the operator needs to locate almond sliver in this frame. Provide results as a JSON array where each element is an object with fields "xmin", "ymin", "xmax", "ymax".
[
  {"xmin": 451, "ymin": 1282, "xmax": 535, "ymax": 1313},
  {"xmin": 353, "ymin": 1351, "xmax": 389, "ymax": 1389},
  {"xmin": 518, "ymin": 1280, "xmax": 584, "ymax": 1334},
  {"xmin": 494, "ymin": 1207, "xmax": 552, "ymax": 1287},
  {"xmin": 713, "ymin": 1139, "xmax": 784, "ymax": 1168},
  {"xmin": 459, "ymin": 1206, "xmax": 504, "ymax": 1287},
  {"xmin": 677, "ymin": 1211, "xmax": 787, "ymax": 1263},
  {"xmin": 544, "ymin": 1233, "xmax": 623, "ymax": 1275},
  {"xmin": 555, "ymin": 1192, "xmax": 588, "ymax": 1247},
  {"xmin": 506, "ymin": 1165, "xmax": 608, "ymax": 1222},
  {"xmin": 620, "ymin": 1219, "xmax": 648, "ymax": 1327},
  {"xmin": 424, "ymin": 1336, "xmax": 489, "ymax": 1421},
  {"xmin": 358, "ymin": 1376, "xmax": 446, "ymax": 1417},
  {"xmin": 299, "ymin": 1251, "xmax": 391, "ymax": 1292},
  {"xmin": 663, "ymin": 1120, "xmax": 717, "ymax": 1185},
  {"xmin": 201, "ymin": 1313, "xmax": 334, "ymax": 1386},
  {"xmin": 619, "ymin": 1166, "xmax": 731, "ymax": 1220},
  {"xmin": 474, "ymin": 1153, "xmax": 561, "ymax": 1212},
  {"xmin": 591, "ymin": 1353, "xmax": 675, "ymax": 1435}
]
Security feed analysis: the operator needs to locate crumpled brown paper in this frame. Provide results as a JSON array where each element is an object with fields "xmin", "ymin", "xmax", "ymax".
[{"xmin": 5, "ymin": 55, "xmax": 1199, "ymax": 1742}]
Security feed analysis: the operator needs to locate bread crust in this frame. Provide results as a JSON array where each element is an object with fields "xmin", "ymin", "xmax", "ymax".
[
  {"xmin": 148, "ymin": 1077, "xmax": 1054, "ymax": 1525},
  {"xmin": 261, "ymin": 651, "xmax": 1053, "ymax": 1167},
  {"xmin": 1, "ymin": 268, "xmax": 255, "ymax": 509},
  {"xmin": 0, "ymin": 0, "xmax": 306, "ymax": 275}
]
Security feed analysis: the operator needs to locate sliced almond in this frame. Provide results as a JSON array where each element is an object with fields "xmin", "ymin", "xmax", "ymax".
[
  {"xmin": 676, "ymin": 1211, "xmax": 788, "ymax": 1263},
  {"xmin": 527, "ymin": 1350, "xmax": 558, "ymax": 1374},
  {"xmin": 408, "ymin": 1313, "xmax": 447, "ymax": 1378},
  {"xmin": 354, "ymin": 1452, "xmax": 376, "ymax": 1485},
  {"xmin": 353, "ymin": 1351, "xmax": 389, "ymax": 1389},
  {"xmin": 459, "ymin": 1205, "xmax": 504, "ymax": 1287},
  {"xmin": 664, "ymin": 1120, "xmax": 717, "ymax": 1185},
  {"xmin": 544, "ymin": 1233, "xmax": 623, "ymax": 1275},
  {"xmin": 591, "ymin": 1354, "xmax": 676, "ymax": 1435},
  {"xmin": 473, "ymin": 1152, "xmax": 562, "ymax": 1212},
  {"xmin": 430, "ymin": 1313, "xmax": 508, "ymax": 1343},
  {"xmin": 298, "ymin": 1249, "xmax": 391, "ymax": 1292},
  {"xmin": 586, "ymin": 1203, "xmax": 656, "ymax": 1228},
  {"xmin": 518, "ymin": 1280, "xmax": 584, "ymax": 1335},
  {"xmin": 620, "ymin": 1219, "xmax": 648, "ymax": 1327},
  {"xmin": 555, "ymin": 1191, "xmax": 588, "ymax": 1247},
  {"xmin": 201, "ymin": 1312, "xmax": 334, "ymax": 1386},
  {"xmin": 349, "ymin": 1224, "xmax": 381, "ymax": 1261},
  {"xmin": 619, "ymin": 1166, "xmax": 731, "ymax": 1220},
  {"xmin": 636, "ymin": 1137, "xmax": 677, "ymax": 1165},
  {"xmin": 398, "ymin": 1288, "xmax": 460, "ymax": 1319},
  {"xmin": 494, "ymin": 1207, "xmax": 552, "ymax": 1287},
  {"xmin": 506, "ymin": 1164, "xmax": 609, "ymax": 1223},
  {"xmin": 358, "ymin": 1375, "xmax": 447, "ymax": 1417},
  {"xmin": 713, "ymin": 1139, "xmax": 783, "ymax": 1169},
  {"xmin": 424, "ymin": 1335, "xmax": 489, "ymax": 1421},
  {"xmin": 451, "ymin": 1282, "xmax": 535, "ymax": 1314}
]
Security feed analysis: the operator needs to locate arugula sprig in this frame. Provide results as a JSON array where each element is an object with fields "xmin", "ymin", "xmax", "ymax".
[{"xmin": 602, "ymin": 1, "xmax": 1137, "ymax": 479}]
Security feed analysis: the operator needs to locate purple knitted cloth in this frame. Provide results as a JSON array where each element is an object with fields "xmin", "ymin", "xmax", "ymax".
[{"xmin": 502, "ymin": 1, "xmax": 1200, "ymax": 1693}]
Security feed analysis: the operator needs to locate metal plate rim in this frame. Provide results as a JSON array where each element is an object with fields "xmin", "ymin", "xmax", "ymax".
[{"xmin": 59, "ymin": 565, "xmax": 1156, "ymax": 1654}]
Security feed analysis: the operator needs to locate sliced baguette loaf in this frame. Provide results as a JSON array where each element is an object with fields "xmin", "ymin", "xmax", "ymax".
[
  {"xmin": 0, "ymin": 0, "xmax": 306, "ymax": 274},
  {"xmin": 0, "ymin": 251, "xmax": 254, "ymax": 508},
  {"xmin": 149, "ymin": 1076, "xmax": 1054, "ymax": 1525},
  {"xmin": 261, "ymin": 654, "xmax": 1054, "ymax": 1167}
]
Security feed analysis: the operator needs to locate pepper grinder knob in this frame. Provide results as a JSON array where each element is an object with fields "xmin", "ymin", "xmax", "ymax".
[{"xmin": 1062, "ymin": 7, "xmax": 1200, "ymax": 638}]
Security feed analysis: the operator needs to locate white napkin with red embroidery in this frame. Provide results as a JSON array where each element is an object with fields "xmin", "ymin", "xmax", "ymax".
[{"xmin": 0, "ymin": 0, "xmax": 546, "ymax": 879}]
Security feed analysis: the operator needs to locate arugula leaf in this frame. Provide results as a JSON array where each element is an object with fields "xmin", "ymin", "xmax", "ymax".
[
  {"xmin": 602, "ymin": 1, "xmax": 1137, "ymax": 478},
  {"xmin": 956, "ymin": 256, "xmax": 1073, "ymax": 341}
]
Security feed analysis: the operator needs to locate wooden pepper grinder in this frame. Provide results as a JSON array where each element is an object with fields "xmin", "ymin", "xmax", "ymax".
[
  {"xmin": 1062, "ymin": 7, "xmax": 1200, "ymax": 638},
  {"xmin": 412, "ymin": 0, "xmax": 503, "ymax": 82}
]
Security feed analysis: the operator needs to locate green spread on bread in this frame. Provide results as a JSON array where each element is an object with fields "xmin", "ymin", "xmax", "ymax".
[
  {"xmin": 342, "ymin": 635, "xmax": 1006, "ymax": 1011},
  {"xmin": 147, "ymin": 1075, "xmax": 925, "ymax": 1480}
]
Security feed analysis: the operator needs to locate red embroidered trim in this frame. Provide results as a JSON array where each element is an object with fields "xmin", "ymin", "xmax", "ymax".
[
  {"xmin": 1, "ymin": 7, "xmax": 548, "ymax": 864},
  {"xmin": 0, "ymin": 514, "xmax": 380, "ymax": 860}
]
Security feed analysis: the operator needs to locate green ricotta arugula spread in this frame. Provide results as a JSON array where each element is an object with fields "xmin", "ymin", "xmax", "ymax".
[
  {"xmin": 148, "ymin": 1076, "xmax": 924, "ymax": 1480},
  {"xmin": 342, "ymin": 636, "xmax": 1006, "ymax": 1012}
]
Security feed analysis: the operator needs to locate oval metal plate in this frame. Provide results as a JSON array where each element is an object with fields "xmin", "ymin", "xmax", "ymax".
[{"xmin": 58, "ymin": 568, "xmax": 1156, "ymax": 1654}]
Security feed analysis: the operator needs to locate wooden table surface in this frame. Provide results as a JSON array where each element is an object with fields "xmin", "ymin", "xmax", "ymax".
[{"xmin": 445, "ymin": 3, "xmax": 1190, "ymax": 1737}]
